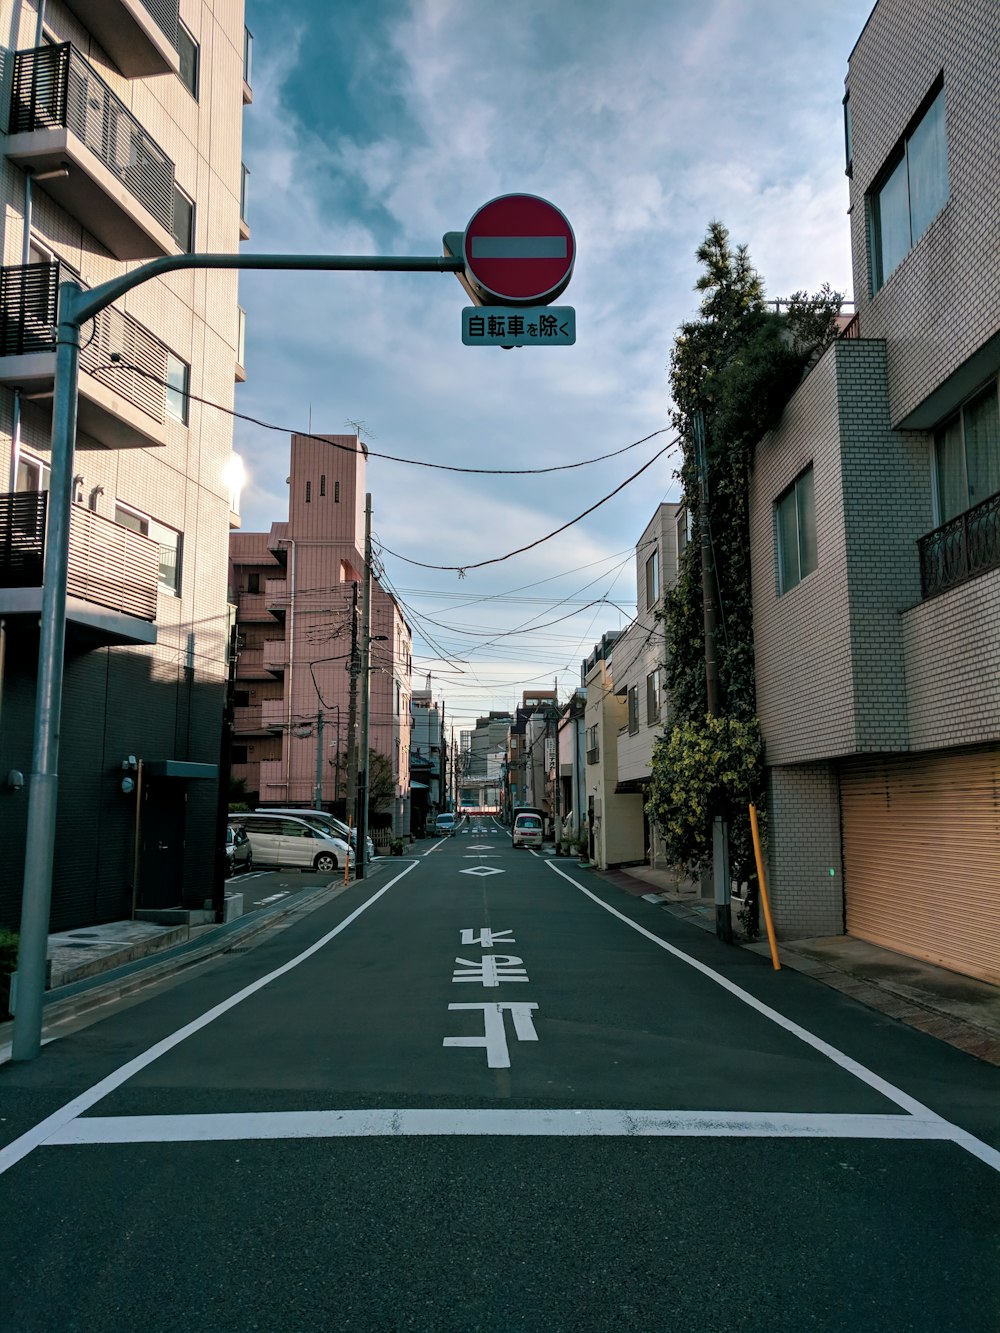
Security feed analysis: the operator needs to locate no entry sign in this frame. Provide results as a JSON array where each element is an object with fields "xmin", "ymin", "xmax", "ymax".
[{"xmin": 462, "ymin": 194, "xmax": 575, "ymax": 306}]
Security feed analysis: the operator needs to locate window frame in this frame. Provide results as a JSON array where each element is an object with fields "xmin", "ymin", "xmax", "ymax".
[
  {"xmin": 15, "ymin": 451, "xmax": 50, "ymax": 492},
  {"xmin": 868, "ymin": 79, "xmax": 948, "ymax": 293},
  {"xmin": 775, "ymin": 463, "xmax": 818, "ymax": 596},
  {"xmin": 171, "ymin": 185, "xmax": 195, "ymax": 253},
  {"xmin": 165, "ymin": 352, "xmax": 190, "ymax": 424},
  {"xmin": 644, "ymin": 548, "xmax": 659, "ymax": 609},
  {"xmin": 645, "ymin": 670, "xmax": 662, "ymax": 726},
  {"xmin": 627, "ymin": 685, "xmax": 639, "ymax": 735},
  {"xmin": 114, "ymin": 502, "xmax": 183, "ymax": 595},
  {"xmin": 177, "ymin": 22, "xmax": 199, "ymax": 99},
  {"xmin": 931, "ymin": 377, "xmax": 1000, "ymax": 526}
]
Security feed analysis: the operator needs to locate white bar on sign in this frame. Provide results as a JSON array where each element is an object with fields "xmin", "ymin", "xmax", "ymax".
[{"xmin": 471, "ymin": 236, "xmax": 567, "ymax": 259}]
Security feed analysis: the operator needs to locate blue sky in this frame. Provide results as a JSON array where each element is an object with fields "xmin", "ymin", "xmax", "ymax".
[{"xmin": 234, "ymin": 0, "xmax": 874, "ymax": 730}]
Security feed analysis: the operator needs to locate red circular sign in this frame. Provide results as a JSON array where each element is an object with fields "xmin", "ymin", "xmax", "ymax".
[{"xmin": 463, "ymin": 194, "xmax": 575, "ymax": 305}]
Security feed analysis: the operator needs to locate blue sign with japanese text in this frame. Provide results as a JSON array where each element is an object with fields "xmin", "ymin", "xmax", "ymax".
[{"xmin": 462, "ymin": 306, "xmax": 576, "ymax": 347}]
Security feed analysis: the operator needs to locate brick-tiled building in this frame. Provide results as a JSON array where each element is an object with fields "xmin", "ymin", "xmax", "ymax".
[
  {"xmin": 0, "ymin": 0, "xmax": 250, "ymax": 930},
  {"xmin": 750, "ymin": 0, "xmax": 999, "ymax": 982}
]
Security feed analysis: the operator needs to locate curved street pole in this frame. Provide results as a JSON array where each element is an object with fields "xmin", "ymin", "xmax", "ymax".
[{"xmin": 11, "ymin": 249, "xmax": 463, "ymax": 1061}]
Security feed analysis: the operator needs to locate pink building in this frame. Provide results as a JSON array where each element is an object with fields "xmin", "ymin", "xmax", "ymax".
[{"xmin": 229, "ymin": 434, "xmax": 412, "ymax": 836}]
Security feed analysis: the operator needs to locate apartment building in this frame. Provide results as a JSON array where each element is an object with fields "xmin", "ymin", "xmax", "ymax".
[
  {"xmin": 749, "ymin": 0, "xmax": 999, "ymax": 982},
  {"xmin": 582, "ymin": 630, "xmax": 643, "ymax": 869},
  {"xmin": 0, "ymin": 0, "xmax": 249, "ymax": 931},
  {"xmin": 410, "ymin": 683, "xmax": 444, "ymax": 834},
  {"xmin": 229, "ymin": 433, "xmax": 413, "ymax": 838},
  {"xmin": 611, "ymin": 502, "xmax": 681, "ymax": 866}
]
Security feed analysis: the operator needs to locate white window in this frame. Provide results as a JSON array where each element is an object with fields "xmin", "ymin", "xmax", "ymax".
[
  {"xmin": 165, "ymin": 353, "xmax": 190, "ymax": 424},
  {"xmin": 645, "ymin": 549, "xmax": 659, "ymax": 609},
  {"xmin": 627, "ymin": 685, "xmax": 639, "ymax": 735},
  {"xmin": 645, "ymin": 670, "xmax": 662, "ymax": 726},
  {"xmin": 775, "ymin": 464, "xmax": 817, "ymax": 595},
  {"xmin": 869, "ymin": 83, "xmax": 948, "ymax": 292},
  {"xmin": 115, "ymin": 503, "xmax": 183, "ymax": 595},
  {"xmin": 933, "ymin": 379, "xmax": 1000, "ymax": 524},
  {"xmin": 15, "ymin": 452, "xmax": 50, "ymax": 492}
]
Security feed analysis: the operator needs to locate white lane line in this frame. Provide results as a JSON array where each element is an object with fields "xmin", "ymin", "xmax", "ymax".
[
  {"xmin": 423, "ymin": 838, "xmax": 450, "ymax": 855},
  {"xmin": 547, "ymin": 862, "xmax": 1000, "ymax": 1175},
  {"xmin": 47, "ymin": 1108, "xmax": 956, "ymax": 1145},
  {"xmin": 0, "ymin": 861, "xmax": 420, "ymax": 1178}
]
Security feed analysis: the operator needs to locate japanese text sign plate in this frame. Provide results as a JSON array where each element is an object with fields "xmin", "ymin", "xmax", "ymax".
[{"xmin": 462, "ymin": 306, "xmax": 576, "ymax": 346}]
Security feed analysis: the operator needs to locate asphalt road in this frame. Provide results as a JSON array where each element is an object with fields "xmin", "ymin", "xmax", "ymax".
[{"xmin": 1, "ymin": 826, "xmax": 998, "ymax": 1332}]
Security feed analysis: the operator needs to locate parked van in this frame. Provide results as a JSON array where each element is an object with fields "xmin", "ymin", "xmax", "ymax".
[
  {"xmin": 255, "ymin": 807, "xmax": 375, "ymax": 863},
  {"xmin": 232, "ymin": 812, "xmax": 353, "ymax": 873},
  {"xmin": 512, "ymin": 812, "xmax": 543, "ymax": 849},
  {"xmin": 434, "ymin": 812, "xmax": 457, "ymax": 836}
]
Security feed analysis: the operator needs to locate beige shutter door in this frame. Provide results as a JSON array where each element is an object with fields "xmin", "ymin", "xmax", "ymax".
[{"xmin": 840, "ymin": 747, "xmax": 1000, "ymax": 985}]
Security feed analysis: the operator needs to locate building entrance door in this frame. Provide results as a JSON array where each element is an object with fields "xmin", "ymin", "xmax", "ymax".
[{"xmin": 137, "ymin": 778, "xmax": 186, "ymax": 909}]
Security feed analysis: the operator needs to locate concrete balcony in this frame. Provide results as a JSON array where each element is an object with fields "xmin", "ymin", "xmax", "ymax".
[
  {"xmin": 235, "ymin": 646, "xmax": 270, "ymax": 680},
  {"xmin": 0, "ymin": 262, "xmax": 169, "ymax": 450},
  {"xmin": 259, "ymin": 759, "xmax": 288, "ymax": 802},
  {"xmin": 262, "ymin": 638, "xmax": 288, "ymax": 675},
  {"xmin": 62, "ymin": 0, "xmax": 180, "ymax": 78},
  {"xmin": 7, "ymin": 45, "xmax": 178, "ymax": 260},
  {"xmin": 237, "ymin": 592, "xmax": 274, "ymax": 622},
  {"xmin": 265, "ymin": 578, "xmax": 287, "ymax": 621},
  {"xmin": 260, "ymin": 698, "xmax": 286, "ymax": 731}
]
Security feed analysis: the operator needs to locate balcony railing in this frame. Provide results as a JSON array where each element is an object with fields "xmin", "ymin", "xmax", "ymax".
[
  {"xmin": 11, "ymin": 44, "xmax": 175, "ymax": 234},
  {"xmin": 918, "ymin": 492, "xmax": 1000, "ymax": 599},
  {"xmin": 0, "ymin": 490, "xmax": 158, "ymax": 620},
  {"xmin": 140, "ymin": 0, "xmax": 180, "ymax": 49},
  {"xmin": 0, "ymin": 262, "xmax": 167, "ymax": 425}
]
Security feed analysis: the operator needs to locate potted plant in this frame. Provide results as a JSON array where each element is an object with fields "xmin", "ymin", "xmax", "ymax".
[{"xmin": 389, "ymin": 837, "xmax": 405, "ymax": 856}]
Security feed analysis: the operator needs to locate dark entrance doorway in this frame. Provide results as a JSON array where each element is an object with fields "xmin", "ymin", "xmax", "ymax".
[{"xmin": 137, "ymin": 777, "xmax": 186, "ymax": 909}]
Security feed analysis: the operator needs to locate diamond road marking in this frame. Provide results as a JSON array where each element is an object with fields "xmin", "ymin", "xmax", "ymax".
[
  {"xmin": 460, "ymin": 866, "xmax": 505, "ymax": 877},
  {"xmin": 467, "ymin": 844, "xmax": 492, "ymax": 850}
]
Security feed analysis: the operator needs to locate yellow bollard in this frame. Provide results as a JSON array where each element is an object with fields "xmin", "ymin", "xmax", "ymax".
[{"xmin": 749, "ymin": 803, "xmax": 781, "ymax": 971}]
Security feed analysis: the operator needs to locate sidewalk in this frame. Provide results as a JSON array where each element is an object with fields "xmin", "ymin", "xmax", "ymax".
[{"xmin": 588, "ymin": 859, "xmax": 1000, "ymax": 1067}]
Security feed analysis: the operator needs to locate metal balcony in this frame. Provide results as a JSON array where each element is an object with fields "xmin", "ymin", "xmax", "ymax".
[
  {"xmin": 0, "ymin": 262, "xmax": 169, "ymax": 449},
  {"xmin": 61, "ymin": 0, "xmax": 180, "ymax": 78},
  {"xmin": 0, "ymin": 491, "xmax": 158, "ymax": 648},
  {"xmin": 918, "ymin": 491, "xmax": 1000, "ymax": 599},
  {"xmin": 7, "ymin": 45, "xmax": 178, "ymax": 259}
]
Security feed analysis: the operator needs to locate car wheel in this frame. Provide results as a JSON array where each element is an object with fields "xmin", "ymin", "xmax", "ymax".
[
  {"xmin": 244, "ymin": 852, "xmax": 253, "ymax": 873},
  {"xmin": 226, "ymin": 856, "xmax": 235, "ymax": 876},
  {"xmin": 314, "ymin": 852, "xmax": 337, "ymax": 873}
]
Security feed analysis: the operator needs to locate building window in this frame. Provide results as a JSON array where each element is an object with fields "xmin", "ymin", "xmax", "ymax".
[
  {"xmin": 627, "ymin": 685, "xmax": 639, "ymax": 735},
  {"xmin": 842, "ymin": 92, "xmax": 853, "ymax": 178},
  {"xmin": 233, "ymin": 690, "xmax": 250, "ymax": 708},
  {"xmin": 115, "ymin": 504, "xmax": 183, "ymax": 595},
  {"xmin": 171, "ymin": 186, "xmax": 194, "ymax": 252},
  {"xmin": 243, "ymin": 26, "xmax": 253, "ymax": 87},
  {"xmin": 586, "ymin": 724, "xmax": 599, "ymax": 764},
  {"xmin": 232, "ymin": 745, "xmax": 248, "ymax": 764},
  {"xmin": 177, "ymin": 23, "xmax": 199, "ymax": 98},
  {"xmin": 15, "ymin": 452, "xmax": 50, "ymax": 492},
  {"xmin": 645, "ymin": 549, "xmax": 659, "ymax": 608},
  {"xmin": 240, "ymin": 164, "xmax": 250, "ymax": 224},
  {"xmin": 775, "ymin": 464, "xmax": 817, "ymax": 595},
  {"xmin": 165, "ymin": 353, "xmax": 190, "ymax": 423},
  {"xmin": 237, "ymin": 306, "xmax": 246, "ymax": 367},
  {"xmin": 869, "ymin": 82, "xmax": 948, "ymax": 292},
  {"xmin": 247, "ymin": 572, "xmax": 260, "ymax": 593},
  {"xmin": 305, "ymin": 480, "xmax": 312, "ymax": 503},
  {"xmin": 646, "ymin": 670, "xmax": 662, "ymax": 725},
  {"xmin": 320, "ymin": 474, "xmax": 326, "ymax": 497},
  {"xmin": 676, "ymin": 507, "xmax": 690, "ymax": 559},
  {"xmin": 334, "ymin": 480, "xmax": 341, "ymax": 502},
  {"xmin": 933, "ymin": 379, "xmax": 1000, "ymax": 525}
]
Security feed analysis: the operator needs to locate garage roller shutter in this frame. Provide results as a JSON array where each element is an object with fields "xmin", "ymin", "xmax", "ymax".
[{"xmin": 840, "ymin": 747, "xmax": 1000, "ymax": 985}]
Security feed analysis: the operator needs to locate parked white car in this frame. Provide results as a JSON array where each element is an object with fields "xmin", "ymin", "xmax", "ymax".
[
  {"xmin": 232, "ymin": 812, "xmax": 354, "ymax": 873},
  {"xmin": 255, "ymin": 807, "xmax": 375, "ymax": 862}
]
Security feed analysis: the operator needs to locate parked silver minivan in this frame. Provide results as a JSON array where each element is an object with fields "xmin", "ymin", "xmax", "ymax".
[
  {"xmin": 232, "ymin": 812, "xmax": 354, "ymax": 873},
  {"xmin": 256, "ymin": 807, "xmax": 375, "ymax": 863}
]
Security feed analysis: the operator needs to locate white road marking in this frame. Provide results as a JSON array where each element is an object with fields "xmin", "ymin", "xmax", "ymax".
[
  {"xmin": 443, "ymin": 1001, "xmax": 539, "ymax": 1069},
  {"xmin": 459, "ymin": 866, "xmax": 504, "ymax": 877},
  {"xmin": 452, "ymin": 955, "xmax": 529, "ymax": 987},
  {"xmin": 461, "ymin": 929, "xmax": 515, "ymax": 947},
  {"xmin": 47, "ymin": 1108, "xmax": 960, "ymax": 1144},
  {"xmin": 546, "ymin": 861, "xmax": 1000, "ymax": 1175},
  {"xmin": 0, "ymin": 861, "xmax": 421, "ymax": 1178}
]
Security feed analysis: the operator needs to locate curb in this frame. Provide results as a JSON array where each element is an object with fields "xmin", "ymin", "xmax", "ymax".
[{"xmin": 0, "ymin": 861, "xmax": 390, "ymax": 1051}]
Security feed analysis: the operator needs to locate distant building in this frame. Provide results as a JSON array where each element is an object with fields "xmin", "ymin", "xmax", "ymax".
[
  {"xmin": 749, "ymin": 0, "xmax": 999, "ymax": 982},
  {"xmin": 410, "ymin": 684, "xmax": 444, "ymax": 833},
  {"xmin": 229, "ymin": 434, "xmax": 412, "ymax": 837},
  {"xmin": 582, "ymin": 631, "xmax": 643, "ymax": 869}
]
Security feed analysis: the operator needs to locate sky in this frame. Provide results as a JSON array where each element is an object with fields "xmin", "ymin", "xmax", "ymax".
[{"xmin": 233, "ymin": 0, "xmax": 875, "ymax": 735}]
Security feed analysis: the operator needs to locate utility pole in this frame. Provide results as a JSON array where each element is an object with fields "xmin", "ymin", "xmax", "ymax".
[
  {"xmin": 346, "ymin": 580, "xmax": 359, "ymax": 822},
  {"xmin": 211, "ymin": 621, "xmax": 240, "ymax": 923},
  {"xmin": 693, "ymin": 408, "xmax": 732, "ymax": 944},
  {"xmin": 313, "ymin": 708, "xmax": 324, "ymax": 809},
  {"xmin": 356, "ymin": 495, "xmax": 372, "ymax": 879}
]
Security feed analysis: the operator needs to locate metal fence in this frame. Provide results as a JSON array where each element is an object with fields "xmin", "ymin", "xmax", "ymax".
[
  {"xmin": 918, "ymin": 491, "xmax": 1000, "ymax": 599},
  {"xmin": 0, "ymin": 491, "xmax": 46, "ymax": 587},
  {"xmin": 139, "ymin": 0, "xmax": 180, "ymax": 51},
  {"xmin": 0, "ymin": 261, "xmax": 168, "ymax": 424},
  {"xmin": 11, "ymin": 44, "xmax": 175, "ymax": 233}
]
